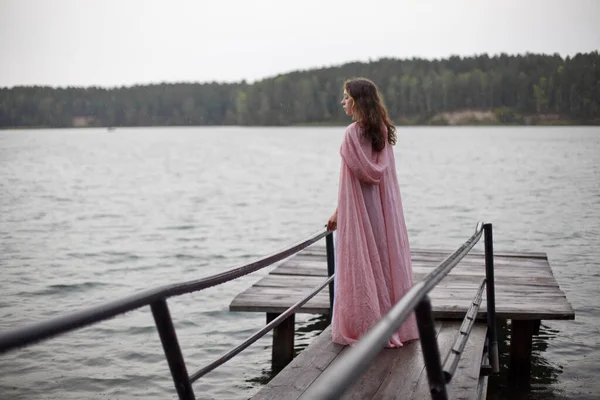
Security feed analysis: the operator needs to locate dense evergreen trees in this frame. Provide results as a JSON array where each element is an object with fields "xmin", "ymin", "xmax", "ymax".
[{"xmin": 1, "ymin": 52, "xmax": 598, "ymax": 128}]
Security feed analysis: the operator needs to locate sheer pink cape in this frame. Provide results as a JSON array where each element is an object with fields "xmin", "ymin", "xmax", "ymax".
[{"xmin": 331, "ymin": 122, "xmax": 419, "ymax": 347}]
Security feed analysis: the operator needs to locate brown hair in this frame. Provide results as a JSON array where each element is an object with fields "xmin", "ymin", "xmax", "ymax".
[{"xmin": 344, "ymin": 77, "xmax": 396, "ymax": 151}]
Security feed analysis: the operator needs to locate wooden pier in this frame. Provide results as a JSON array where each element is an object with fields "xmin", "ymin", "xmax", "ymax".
[
  {"xmin": 0, "ymin": 224, "xmax": 576, "ymax": 400},
  {"xmin": 230, "ymin": 245, "xmax": 574, "ymax": 399}
]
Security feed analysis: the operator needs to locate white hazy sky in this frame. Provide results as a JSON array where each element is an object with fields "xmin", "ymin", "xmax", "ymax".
[{"xmin": 1, "ymin": 0, "xmax": 598, "ymax": 88}]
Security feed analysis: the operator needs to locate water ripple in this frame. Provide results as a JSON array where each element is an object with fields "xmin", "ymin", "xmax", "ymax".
[{"xmin": 0, "ymin": 126, "xmax": 599, "ymax": 400}]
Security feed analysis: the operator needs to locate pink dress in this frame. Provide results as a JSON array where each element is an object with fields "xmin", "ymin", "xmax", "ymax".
[{"xmin": 331, "ymin": 122, "xmax": 419, "ymax": 347}]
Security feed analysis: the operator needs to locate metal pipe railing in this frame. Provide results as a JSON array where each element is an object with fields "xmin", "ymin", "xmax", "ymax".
[
  {"xmin": 302, "ymin": 222, "xmax": 485, "ymax": 399},
  {"xmin": 484, "ymin": 223, "xmax": 500, "ymax": 374},
  {"xmin": 1, "ymin": 221, "xmax": 499, "ymax": 400},
  {"xmin": 0, "ymin": 228, "xmax": 335, "ymax": 400},
  {"xmin": 326, "ymin": 233, "xmax": 336, "ymax": 315},
  {"xmin": 0, "ymin": 228, "xmax": 329, "ymax": 354},
  {"xmin": 188, "ymin": 275, "xmax": 334, "ymax": 383},
  {"xmin": 151, "ymin": 299, "xmax": 195, "ymax": 400},
  {"xmin": 416, "ymin": 295, "xmax": 448, "ymax": 400},
  {"xmin": 442, "ymin": 278, "xmax": 486, "ymax": 382}
]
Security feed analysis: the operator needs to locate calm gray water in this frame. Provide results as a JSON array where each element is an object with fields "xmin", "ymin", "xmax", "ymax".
[{"xmin": 0, "ymin": 126, "xmax": 598, "ymax": 400}]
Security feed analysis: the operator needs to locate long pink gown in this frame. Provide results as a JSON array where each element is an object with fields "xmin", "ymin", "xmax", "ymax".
[{"xmin": 331, "ymin": 122, "xmax": 420, "ymax": 347}]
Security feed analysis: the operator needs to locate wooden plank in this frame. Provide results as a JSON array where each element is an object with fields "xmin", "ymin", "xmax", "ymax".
[
  {"xmin": 477, "ymin": 352, "xmax": 490, "ymax": 400},
  {"xmin": 230, "ymin": 272, "xmax": 573, "ymax": 320},
  {"xmin": 340, "ymin": 323, "xmax": 444, "ymax": 400},
  {"xmin": 241, "ymin": 285, "xmax": 567, "ymax": 303},
  {"xmin": 273, "ymin": 257, "xmax": 552, "ymax": 273},
  {"xmin": 230, "ymin": 298, "xmax": 329, "ymax": 314},
  {"xmin": 430, "ymin": 288, "xmax": 568, "ymax": 297},
  {"xmin": 251, "ymin": 322, "xmax": 487, "ymax": 399},
  {"xmin": 434, "ymin": 307, "xmax": 574, "ymax": 321},
  {"xmin": 300, "ymin": 246, "xmax": 548, "ymax": 259},
  {"xmin": 271, "ymin": 264, "xmax": 556, "ymax": 279},
  {"xmin": 231, "ymin": 295, "xmax": 573, "ymax": 315},
  {"xmin": 231, "ymin": 287, "xmax": 569, "ymax": 304},
  {"xmin": 369, "ymin": 322, "xmax": 450, "ymax": 400},
  {"xmin": 415, "ymin": 270, "xmax": 554, "ymax": 279},
  {"xmin": 232, "ymin": 286, "xmax": 328, "ymax": 296},
  {"xmin": 447, "ymin": 324, "xmax": 488, "ymax": 400},
  {"xmin": 253, "ymin": 275, "xmax": 331, "ymax": 288},
  {"xmin": 231, "ymin": 284, "xmax": 573, "ymax": 311},
  {"xmin": 230, "ymin": 295, "xmax": 574, "ymax": 320},
  {"xmin": 412, "ymin": 257, "xmax": 549, "ymax": 268},
  {"xmin": 408, "ymin": 322, "xmax": 462, "ymax": 400},
  {"xmin": 255, "ymin": 321, "xmax": 488, "ymax": 400},
  {"xmin": 251, "ymin": 327, "xmax": 345, "ymax": 400},
  {"xmin": 411, "ymin": 248, "xmax": 548, "ymax": 259},
  {"xmin": 271, "ymin": 265, "xmax": 326, "ymax": 276},
  {"xmin": 252, "ymin": 274, "xmax": 561, "ymax": 290},
  {"xmin": 287, "ymin": 249, "xmax": 550, "ymax": 263},
  {"xmin": 261, "ymin": 277, "xmax": 567, "ymax": 298},
  {"xmin": 278, "ymin": 257, "xmax": 551, "ymax": 270},
  {"xmin": 273, "ymin": 251, "xmax": 550, "ymax": 264}
]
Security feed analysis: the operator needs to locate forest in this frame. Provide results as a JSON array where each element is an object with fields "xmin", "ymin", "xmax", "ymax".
[{"xmin": 1, "ymin": 52, "xmax": 598, "ymax": 128}]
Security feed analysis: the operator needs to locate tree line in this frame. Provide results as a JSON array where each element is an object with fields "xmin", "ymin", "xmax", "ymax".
[{"xmin": 1, "ymin": 52, "xmax": 598, "ymax": 128}]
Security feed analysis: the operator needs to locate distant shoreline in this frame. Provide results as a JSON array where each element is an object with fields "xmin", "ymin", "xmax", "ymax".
[
  {"xmin": 2, "ymin": 121, "xmax": 598, "ymax": 131},
  {"xmin": 3, "ymin": 107, "xmax": 598, "ymax": 131},
  {"xmin": 2, "ymin": 109, "xmax": 598, "ymax": 131}
]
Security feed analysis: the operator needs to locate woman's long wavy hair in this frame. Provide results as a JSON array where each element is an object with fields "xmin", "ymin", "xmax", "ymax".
[{"xmin": 344, "ymin": 77, "xmax": 396, "ymax": 151}]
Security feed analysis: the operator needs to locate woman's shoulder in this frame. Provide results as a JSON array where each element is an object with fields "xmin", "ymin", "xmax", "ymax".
[{"xmin": 344, "ymin": 122, "xmax": 359, "ymax": 136}]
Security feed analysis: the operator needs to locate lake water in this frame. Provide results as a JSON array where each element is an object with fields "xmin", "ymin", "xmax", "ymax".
[{"xmin": 0, "ymin": 126, "xmax": 598, "ymax": 399}]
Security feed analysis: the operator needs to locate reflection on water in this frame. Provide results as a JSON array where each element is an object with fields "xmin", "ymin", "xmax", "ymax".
[
  {"xmin": 488, "ymin": 321, "xmax": 565, "ymax": 399},
  {"xmin": 295, "ymin": 315, "xmax": 330, "ymax": 339}
]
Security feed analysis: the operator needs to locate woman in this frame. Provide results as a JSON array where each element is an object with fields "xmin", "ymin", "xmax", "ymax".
[{"xmin": 326, "ymin": 77, "xmax": 419, "ymax": 347}]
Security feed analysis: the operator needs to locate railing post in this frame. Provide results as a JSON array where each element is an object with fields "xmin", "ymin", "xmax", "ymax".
[
  {"xmin": 415, "ymin": 296, "xmax": 448, "ymax": 400},
  {"xmin": 483, "ymin": 223, "xmax": 500, "ymax": 374},
  {"xmin": 325, "ymin": 232, "xmax": 335, "ymax": 319},
  {"xmin": 151, "ymin": 300, "xmax": 195, "ymax": 400}
]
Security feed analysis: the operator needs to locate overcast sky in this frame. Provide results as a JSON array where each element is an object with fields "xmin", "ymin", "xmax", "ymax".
[{"xmin": 1, "ymin": 0, "xmax": 598, "ymax": 88}]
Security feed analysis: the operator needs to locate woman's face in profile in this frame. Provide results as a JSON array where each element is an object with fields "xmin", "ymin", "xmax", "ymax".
[{"xmin": 341, "ymin": 89, "xmax": 354, "ymax": 116}]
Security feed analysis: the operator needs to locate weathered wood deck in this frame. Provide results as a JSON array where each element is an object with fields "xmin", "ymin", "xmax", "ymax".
[
  {"xmin": 252, "ymin": 322, "xmax": 489, "ymax": 400},
  {"xmin": 231, "ymin": 246, "xmax": 574, "ymax": 320},
  {"xmin": 229, "ymin": 245, "xmax": 574, "ymax": 398}
]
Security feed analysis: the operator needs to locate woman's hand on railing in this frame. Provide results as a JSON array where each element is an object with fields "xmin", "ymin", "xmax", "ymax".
[{"xmin": 327, "ymin": 209, "xmax": 338, "ymax": 231}]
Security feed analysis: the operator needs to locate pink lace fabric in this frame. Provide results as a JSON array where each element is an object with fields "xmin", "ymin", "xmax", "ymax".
[{"xmin": 331, "ymin": 122, "xmax": 420, "ymax": 347}]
